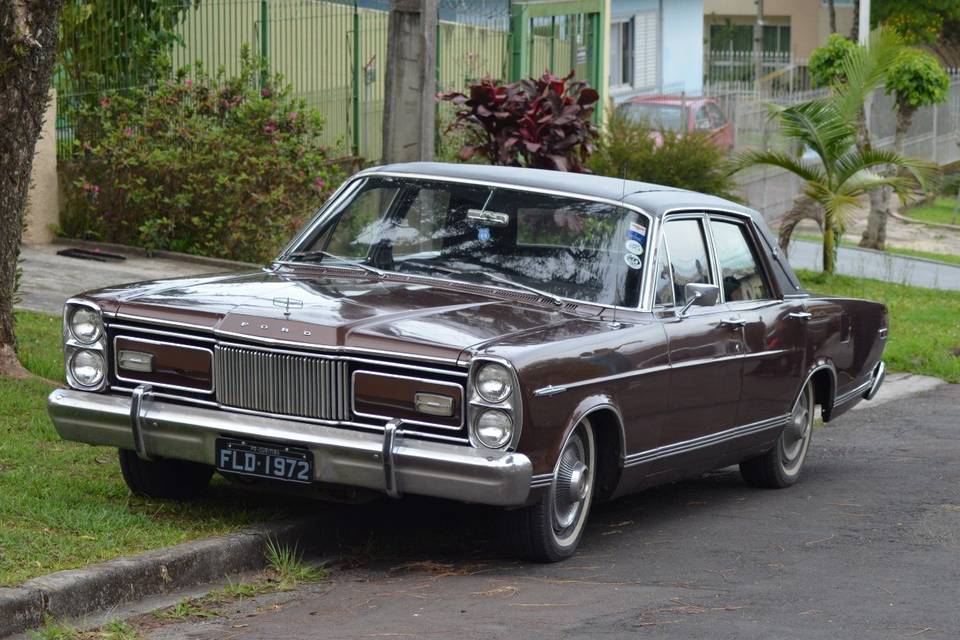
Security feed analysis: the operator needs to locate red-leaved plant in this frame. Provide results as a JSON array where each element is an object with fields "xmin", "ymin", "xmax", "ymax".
[{"xmin": 439, "ymin": 71, "xmax": 599, "ymax": 172}]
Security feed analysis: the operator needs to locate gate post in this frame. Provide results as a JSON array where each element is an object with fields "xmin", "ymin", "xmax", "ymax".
[{"xmin": 382, "ymin": 0, "xmax": 438, "ymax": 163}]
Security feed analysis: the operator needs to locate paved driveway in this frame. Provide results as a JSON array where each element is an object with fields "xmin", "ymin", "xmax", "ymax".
[
  {"xmin": 16, "ymin": 244, "xmax": 226, "ymax": 315},
  {"xmin": 140, "ymin": 384, "xmax": 960, "ymax": 640}
]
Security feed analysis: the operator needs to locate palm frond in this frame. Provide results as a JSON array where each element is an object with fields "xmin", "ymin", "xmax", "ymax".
[
  {"xmin": 731, "ymin": 149, "xmax": 826, "ymax": 185},
  {"xmin": 834, "ymin": 148, "xmax": 938, "ymax": 190},
  {"xmin": 775, "ymin": 101, "xmax": 856, "ymax": 169},
  {"xmin": 834, "ymin": 27, "xmax": 904, "ymax": 121}
]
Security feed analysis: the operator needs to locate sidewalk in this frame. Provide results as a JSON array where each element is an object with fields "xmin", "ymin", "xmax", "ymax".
[
  {"xmin": 16, "ymin": 244, "xmax": 229, "ymax": 316},
  {"xmin": 787, "ymin": 239, "xmax": 960, "ymax": 290}
]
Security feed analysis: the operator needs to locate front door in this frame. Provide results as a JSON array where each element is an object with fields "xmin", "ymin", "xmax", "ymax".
[
  {"xmin": 707, "ymin": 216, "xmax": 806, "ymax": 454},
  {"xmin": 653, "ymin": 216, "xmax": 744, "ymax": 475}
]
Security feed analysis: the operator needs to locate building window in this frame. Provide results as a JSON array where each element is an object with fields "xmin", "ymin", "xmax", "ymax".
[
  {"xmin": 709, "ymin": 23, "xmax": 790, "ymax": 54},
  {"xmin": 609, "ymin": 18, "xmax": 635, "ymax": 87}
]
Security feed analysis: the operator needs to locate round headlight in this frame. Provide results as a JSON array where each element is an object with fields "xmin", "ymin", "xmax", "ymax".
[
  {"xmin": 475, "ymin": 409, "xmax": 513, "ymax": 449},
  {"xmin": 70, "ymin": 350, "xmax": 105, "ymax": 387},
  {"xmin": 476, "ymin": 363, "xmax": 513, "ymax": 403},
  {"xmin": 69, "ymin": 307, "xmax": 102, "ymax": 344}
]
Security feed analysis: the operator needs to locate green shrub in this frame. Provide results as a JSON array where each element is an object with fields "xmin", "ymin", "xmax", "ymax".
[
  {"xmin": 808, "ymin": 34, "xmax": 858, "ymax": 88},
  {"xmin": 588, "ymin": 109, "xmax": 737, "ymax": 199},
  {"xmin": 59, "ymin": 48, "xmax": 344, "ymax": 263}
]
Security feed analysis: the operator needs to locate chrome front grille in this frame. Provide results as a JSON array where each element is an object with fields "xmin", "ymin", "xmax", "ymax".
[{"xmin": 214, "ymin": 344, "xmax": 351, "ymax": 421}]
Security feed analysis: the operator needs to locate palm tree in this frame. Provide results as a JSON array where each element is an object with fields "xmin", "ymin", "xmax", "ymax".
[
  {"xmin": 733, "ymin": 28, "xmax": 936, "ymax": 274},
  {"xmin": 733, "ymin": 99, "xmax": 934, "ymax": 273}
]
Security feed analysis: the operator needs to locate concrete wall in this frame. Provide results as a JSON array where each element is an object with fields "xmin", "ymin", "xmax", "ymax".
[
  {"xmin": 24, "ymin": 91, "xmax": 58, "ymax": 245},
  {"xmin": 610, "ymin": 0, "xmax": 704, "ymax": 96}
]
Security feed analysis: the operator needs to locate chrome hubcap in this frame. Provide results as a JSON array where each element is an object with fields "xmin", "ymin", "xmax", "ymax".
[
  {"xmin": 554, "ymin": 433, "xmax": 591, "ymax": 532},
  {"xmin": 781, "ymin": 386, "xmax": 812, "ymax": 471}
]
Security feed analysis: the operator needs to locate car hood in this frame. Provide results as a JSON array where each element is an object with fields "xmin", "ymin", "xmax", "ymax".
[{"xmin": 89, "ymin": 267, "xmax": 610, "ymax": 363}]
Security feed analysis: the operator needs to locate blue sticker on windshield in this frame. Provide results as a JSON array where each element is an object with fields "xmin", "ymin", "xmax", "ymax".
[{"xmin": 478, "ymin": 227, "xmax": 491, "ymax": 242}]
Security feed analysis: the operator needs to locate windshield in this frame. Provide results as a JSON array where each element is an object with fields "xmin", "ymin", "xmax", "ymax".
[
  {"xmin": 618, "ymin": 103, "xmax": 685, "ymax": 131},
  {"xmin": 287, "ymin": 177, "xmax": 651, "ymax": 307}
]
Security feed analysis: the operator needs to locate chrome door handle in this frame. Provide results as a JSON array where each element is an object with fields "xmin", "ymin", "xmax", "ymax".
[
  {"xmin": 788, "ymin": 311, "xmax": 813, "ymax": 321},
  {"xmin": 719, "ymin": 317, "xmax": 746, "ymax": 328}
]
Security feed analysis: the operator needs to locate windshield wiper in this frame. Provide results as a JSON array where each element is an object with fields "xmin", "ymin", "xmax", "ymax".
[
  {"xmin": 284, "ymin": 250, "xmax": 384, "ymax": 277},
  {"xmin": 468, "ymin": 271, "xmax": 565, "ymax": 306},
  {"xmin": 395, "ymin": 258, "xmax": 463, "ymax": 276}
]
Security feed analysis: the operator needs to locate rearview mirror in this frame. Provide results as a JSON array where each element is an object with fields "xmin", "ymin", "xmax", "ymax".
[{"xmin": 679, "ymin": 283, "xmax": 720, "ymax": 317}]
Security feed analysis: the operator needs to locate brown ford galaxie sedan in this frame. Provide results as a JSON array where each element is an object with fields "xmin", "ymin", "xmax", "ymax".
[{"xmin": 49, "ymin": 162, "xmax": 888, "ymax": 561}]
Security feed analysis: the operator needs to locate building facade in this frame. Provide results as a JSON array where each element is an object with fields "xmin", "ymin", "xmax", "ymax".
[{"xmin": 609, "ymin": 0, "xmax": 704, "ymax": 101}]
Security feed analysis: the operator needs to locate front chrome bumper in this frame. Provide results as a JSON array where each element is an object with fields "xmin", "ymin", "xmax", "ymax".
[{"xmin": 47, "ymin": 389, "xmax": 532, "ymax": 507}]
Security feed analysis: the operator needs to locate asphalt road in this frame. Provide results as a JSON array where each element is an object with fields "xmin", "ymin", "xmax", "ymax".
[{"xmin": 136, "ymin": 384, "xmax": 960, "ymax": 640}]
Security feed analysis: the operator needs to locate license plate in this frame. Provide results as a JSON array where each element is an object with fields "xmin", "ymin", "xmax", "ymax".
[{"xmin": 215, "ymin": 438, "xmax": 314, "ymax": 484}]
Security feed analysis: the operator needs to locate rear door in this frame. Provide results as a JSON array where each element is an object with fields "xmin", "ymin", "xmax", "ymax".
[
  {"xmin": 705, "ymin": 213, "xmax": 806, "ymax": 447},
  {"xmin": 654, "ymin": 215, "xmax": 745, "ymax": 474}
]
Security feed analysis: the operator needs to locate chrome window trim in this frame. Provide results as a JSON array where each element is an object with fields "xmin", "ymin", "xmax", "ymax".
[
  {"xmin": 622, "ymin": 414, "xmax": 789, "ymax": 467},
  {"xmin": 112, "ymin": 335, "xmax": 215, "ymax": 395},
  {"xmin": 704, "ymin": 213, "xmax": 778, "ymax": 305},
  {"xmin": 655, "ymin": 212, "xmax": 719, "ymax": 310},
  {"xmin": 350, "ymin": 369, "xmax": 465, "ymax": 431},
  {"xmin": 278, "ymin": 172, "xmax": 657, "ymax": 313},
  {"xmin": 107, "ymin": 386, "xmax": 471, "ymax": 445}
]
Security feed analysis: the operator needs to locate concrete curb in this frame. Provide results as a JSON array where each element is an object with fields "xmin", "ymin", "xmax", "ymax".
[
  {"xmin": 51, "ymin": 237, "xmax": 259, "ymax": 271},
  {"xmin": 0, "ymin": 517, "xmax": 325, "ymax": 638},
  {"xmin": 890, "ymin": 209, "xmax": 960, "ymax": 232}
]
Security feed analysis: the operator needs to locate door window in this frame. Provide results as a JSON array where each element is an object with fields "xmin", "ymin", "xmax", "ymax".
[
  {"xmin": 662, "ymin": 219, "xmax": 712, "ymax": 306},
  {"xmin": 710, "ymin": 219, "xmax": 772, "ymax": 301}
]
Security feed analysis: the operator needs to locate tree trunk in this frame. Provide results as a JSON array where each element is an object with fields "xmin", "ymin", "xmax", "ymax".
[
  {"xmin": 860, "ymin": 102, "xmax": 913, "ymax": 250},
  {"xmin": 0, "ymin": 0, "xmax": 64, "ymax": 377},
  {"xmin": 828, "ymin": 0, "xmax": 837, "ymax": 34},
  {"xmin": 823, "ymin": 224, "xmax": 837, "ymax": 274}
]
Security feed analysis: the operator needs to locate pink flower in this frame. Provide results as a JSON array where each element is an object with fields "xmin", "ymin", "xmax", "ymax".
[
  {"xmin": 263, "ymin": 122, "xmax": 277, "ymax": 134},
  {"xmin": 313, "ymin": 176, "xmax": 325, "ymax": 189},
  {"xmin": 184, "ymin": 79, "xmax": 193, "ymax": 87},
  {"xmin": 288, "ymin": 111, "xmax": 298, "ymax": 122},
  {"xmin": 261, "ymin": 87, "xmax": 273, "ymax": 98},
  {"xmin": 99, "ymin": 98, "xmax": 110, "ymax": 108},
  {"xmin": 123, "ymin": 127, "xmax": 133, "ymax": 138}
]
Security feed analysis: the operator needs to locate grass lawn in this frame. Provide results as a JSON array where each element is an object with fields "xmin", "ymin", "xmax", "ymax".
[
  {"xmin": 793, "ymin": 233, "xmax": 960, "ymax": 267},
  {"xmin": 798, "ymin": 271, "xmax": 960, "ymax": 383},
  {"xmin": 1, "ymin": 312, "xmax": 308, "ymax": 586},
  {"xmin": 901, "ymin": 197, "xmax": 959, "ymax": 226}
]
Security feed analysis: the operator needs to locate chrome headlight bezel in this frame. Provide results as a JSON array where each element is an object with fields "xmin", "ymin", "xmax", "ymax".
[
  {"xmin": 63, "ymin": 299, "xmax": 108, "ymax": 392},
  {"xmin": 67, "ymin": 305, "xmax": 103, "ymax": 344},
  {"xmin": 467, "ymin": 356, "xmax": 522, "ymax": 450},
  {"xmin": 475, "ymin": 362, "xmax": 513, "ymax": 403}
]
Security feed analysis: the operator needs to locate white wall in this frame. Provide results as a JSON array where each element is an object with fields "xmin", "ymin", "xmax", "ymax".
[{"xmin": 611, "ymin": 0, "xmax": 704, "ymax": 96}]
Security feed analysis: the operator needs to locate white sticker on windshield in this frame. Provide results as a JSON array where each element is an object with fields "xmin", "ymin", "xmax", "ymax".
[
  {"xmin": 625, "ymin": 239, "xmax": 644, "ymax": 255},
  {"xmin": 624, "ymin": 253, "xmax": 643, "ymax": 270}
]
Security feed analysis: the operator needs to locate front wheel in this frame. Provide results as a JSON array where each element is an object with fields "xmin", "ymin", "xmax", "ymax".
[
  {"xmin": 118, "ymin": 449, "xmax": 214, "ymax": 499},
  {"xmin": 503, "ymin": 419, "xmax": 596, "ymax": 562},
  {"xmin": 740, "ymin": 381, "xmax": 815, "ymax": 488}
]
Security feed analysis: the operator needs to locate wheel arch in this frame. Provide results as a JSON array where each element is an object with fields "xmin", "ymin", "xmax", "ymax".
[
  {"xmin": 800, "ymin": 360, "xmax": 838, "ymax": 422},
  {"xmin": 559, "ymin": 395, "xmax": 626, "ymax": 503}
]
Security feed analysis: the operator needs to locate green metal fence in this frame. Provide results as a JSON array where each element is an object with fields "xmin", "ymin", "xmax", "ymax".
[{"xmin": 55, "ymin": 0, "xmax": 603, "ymax": 162}]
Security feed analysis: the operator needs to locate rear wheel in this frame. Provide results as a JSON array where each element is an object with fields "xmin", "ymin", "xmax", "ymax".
[
  {"xmin": 740, "ymin": 381, "xmax": 814, "ymax": 488},
  {"xmin": 118, "ymin": 449, "xmax": 213, "ymax": 500},
  {"xmin": 503, "ymin": 419, "xmax": 596, "ymax": 562}
]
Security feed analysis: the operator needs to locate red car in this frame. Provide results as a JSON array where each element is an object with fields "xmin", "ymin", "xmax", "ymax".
[{"xmin": 618, "ymin": 95, "xmax": 734, "ymax": 151}]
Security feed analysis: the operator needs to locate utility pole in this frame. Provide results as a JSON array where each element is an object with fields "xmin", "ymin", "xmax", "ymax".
[
  {"xmin": 382, "ymin": 0, "xmax": 438, "ymax": 163},
  {"xmin": 753, "ymin": 0, "xmax": 764, "ymax": 96},
  {"xmin": 858, "ymin": 0, "xmax": 870, "ymax": 45}
]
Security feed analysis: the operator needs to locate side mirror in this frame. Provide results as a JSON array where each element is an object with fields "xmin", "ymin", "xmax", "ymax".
[{"xmin": 679, "ymin": 283, "xmax": 720, "ymax": 317}]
